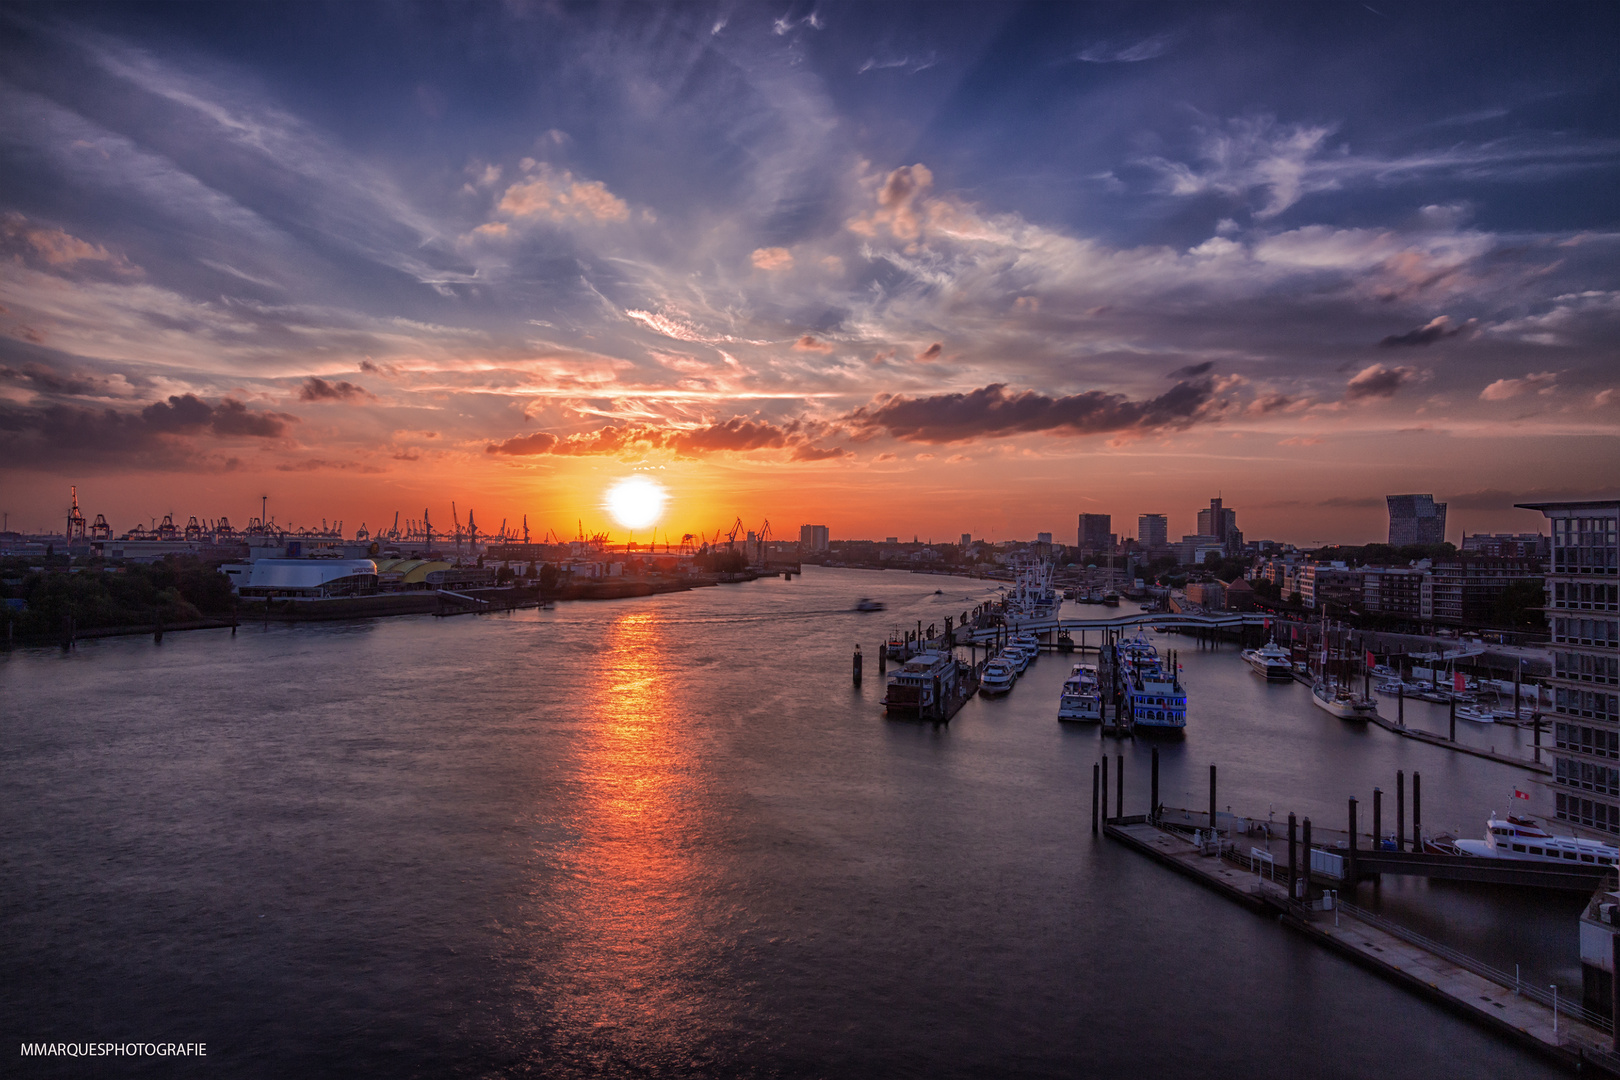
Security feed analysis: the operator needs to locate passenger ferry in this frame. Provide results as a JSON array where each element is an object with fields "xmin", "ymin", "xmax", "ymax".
[
  {"xmin": 1241, "ymin": 638, "xmax": 1293, "ymax": 681},
  {"xmin": 882, "ymin": 650, "xmax": 960, "ymax": 718},
  {"xmin": 1455, "ymin": 815, "xmax": 1619, "ymax": 866},
  {"xmin": 979, "ymin": 657, "xmax": 1017, "ymax": 697},
  {"xmin": 1003, "ymin": 642, "xmax": 1036, "ymax": 672},
  {"xmin": 1118, "ymin": 634, "xmax": 1187, "ymax": 733},
  {"xmin": 1057, "ymin": 664, "xmax": 1103, "ymax": 722}
]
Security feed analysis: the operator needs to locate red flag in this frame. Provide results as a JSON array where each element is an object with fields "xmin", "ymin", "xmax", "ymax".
[
  {"xmin": 1513, "ymin": 788, "xmax": 1530, "ymax": 800},
  {"xmin": 1365, "ymin": 650, "xmax": 1376, "ymax": 670},
  {"xmin": 1454, "ymin": 671, "xmax": 1465, "ymax": 692}
]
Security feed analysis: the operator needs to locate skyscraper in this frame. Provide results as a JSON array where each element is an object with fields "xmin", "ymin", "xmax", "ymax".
[
  {"xmin": 798, "ymin": 524, "xmax": 830, "ymax": 553},
  {"xmin": 1137, "ymin": 514, "xmax": 1168, "ymax": 549},
  {"xmin": 1195, "ymin": 498, "xmax": 1241, "ymax": 554},
  {"xmin": 1517, "ymin": 499, "xmax": 1619, "ymax": 836},
  {"xmin": 1077, "ymin": 514, "xmax": 1112, "ymax": 552},
  {"xmin": 1386, "ymin": 494, "xmax": 1448, "ymax": 546}
]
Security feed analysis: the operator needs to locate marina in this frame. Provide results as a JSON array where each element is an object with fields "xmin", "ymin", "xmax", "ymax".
[{"xmin": 0, "ymin": 567, "xmax": 1590, "ymax": 1077}]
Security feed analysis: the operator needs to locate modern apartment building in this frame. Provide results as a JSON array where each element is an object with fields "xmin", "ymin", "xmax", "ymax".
[
  {"xmin": 1137, "ymin": 514, "xmax": 1168, "ymax": 549},
  {"xmin": 1077, "ymin": 513, "xmax": 1112, "ymax": 552},
  {"xmin": 1387, "ymin": 494, "xmax": 1448, "ymax": 546},
  {"xmin": 1519, "ymin": 500, "xmax": 1620, "ymax": 835},
  {"xmin": 798, "ymin": 524, "xmax": 830, "ymax": 553}
]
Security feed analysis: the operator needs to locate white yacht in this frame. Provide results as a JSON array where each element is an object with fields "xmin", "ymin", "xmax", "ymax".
[
  {"xmin": 1455, "ymin": 814, "xmax": 1619, "ymax": 866},
  {"xmin": 1003, "ymin": 642, "xmax": 1036, "ymax": 672},
  {"xmin": 1455, "ymin": 704, "xmax": 1501, "ymax": 724},
  {"xmin": 1058, "ymin": 665, "xmax": 1103, "ymax": 722},
  {"xmin": 979, "ymin": 658, "xmax": 1017, "ymax": 696},
  {"xmin": 1311, "ymin": 680, "xmax": 1379, "ymax": 721},
  {"xmin": 1241, "ymin": 638, "xmax": 1293, "ymax": 681}
]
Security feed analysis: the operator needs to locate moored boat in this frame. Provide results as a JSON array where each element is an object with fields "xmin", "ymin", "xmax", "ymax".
[
  {"xmin": 1455, "ymin": 814, "xmax": 1619, "ymax": 866},
  {"xmin": 1241, "ymin": 638, "xmax": 1293, "ymax": 681},
  {"xmin": 979, "ymin": 657, "xmax": 1016, "ymax": 696},
  {"xmin": 1311, "ymin": 680, "xmax": 1378, "ymax": 720},
  {"xmin": 882, "ymin": 650, "xmax": 959, "ymax": 718},
  {"xmin": 1058, "ymin": 664, "xmax": 1103, "ymax": 722}
]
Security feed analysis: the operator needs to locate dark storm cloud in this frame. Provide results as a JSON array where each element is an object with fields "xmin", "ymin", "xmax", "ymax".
[
  {"xmin": 298, "ymin": 376, "xmax": 374, "ymax": 402},
  {"xmin": 1168, "ymin": 361, "xmax": 1214, "ymax": 378},
  {"xmin": 845, "ymin": 379, "xmax": 1214, "ymax": 444},
  {"xmin": 0, "ymin": 362, "xmax": 109, "ymax": 397},
  {"xmin": 0, "ymin": 394, "xmax": 296, "ymax": 467},
  {"xmin": 1378, "ymin": 316, "xmax": 1475, "ymax": 347}
]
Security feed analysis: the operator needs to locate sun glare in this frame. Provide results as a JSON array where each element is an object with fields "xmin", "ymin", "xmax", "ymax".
[{"xmin": 606, "ymin": 476, "xmax": 667, "ymax": 531}]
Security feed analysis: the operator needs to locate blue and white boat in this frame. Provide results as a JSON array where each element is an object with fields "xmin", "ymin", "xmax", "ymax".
[{"xmin": 1118, "ymin": 634, "xmax": 1187, "ymax": 733}]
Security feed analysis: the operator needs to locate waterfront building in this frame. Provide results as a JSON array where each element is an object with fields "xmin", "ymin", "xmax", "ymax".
[
  {"xmin": 1519, "ymin": 499, "xmax": 1620, "ymax": 835},
  {"xmin": 1137, "ymin": 514, "xmax": 1168, "ymax": 550},
  {"xmin": 799, "ymin": 524, "xmax": 830, "ymax": 553},
  {"xmin": 1185, "ymin": 580, "xmax": 1226, "ymax": 610},
  {"xmin": 1362, "ymin": 566, "xmax": 1429, "ymax": 620},
  {"xmin": 1173, "ymin": 534, "xmax": 1223, "ymax": 566},
  {"xmin": 1299, "ymin": 562, "xmax": 1364, "ymax": 611},
  {"xmin": 1077, "ymin": 513, "xmax": 1112, "ymax": 553},
  {"xmin": 1462, "ymin": 532, "xmax": 1549, "ymax": 558},
  {"xmin": 1387, "ymin": 494, "xmax": 1448, "ymax": 546}
]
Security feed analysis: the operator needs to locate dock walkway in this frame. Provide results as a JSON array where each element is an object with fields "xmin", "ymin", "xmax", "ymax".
[{"xmin": 1106, "ymin": 817, "xmax": 1620, "ymax": 1075}]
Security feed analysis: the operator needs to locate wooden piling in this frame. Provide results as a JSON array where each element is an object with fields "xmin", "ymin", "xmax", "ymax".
[
  {"xmin": 853, "ymin": 646, "xmax": 862, "ymax": 685},
  {"xmin": 1348, "ymin": 797, "xmax": 1358, "ymax": 884},
  {"xmin": 1116, "ymin": 754, "xmax": 1124, "ymax": 820},
  {"xmin": 1209, "ymin": 764, "xmax": 1217, "ymax": 840},
  {"xmin": 1373, "ymin": 787, "xmax": 1383, "ymax": 850},
  {"xmin": 1449, "ymin": 697, "xmax": 1456, "ymax": 742},
  {"xmin": 1396, "ymin": 770, "xmax": 1405, "ymax": 852},
  {"xmin": 1101, "ymin": 754, "xmax": 1109, "ymax": 824},
  {"xmin": 1287, "ymin": 813, "xmax": 1298, "ymax": 898},
  {"xmin": 1397, "ymin": 684, "xmax": 1404, "ymax": 727},
  {"xmin": 1150, "ymin": 747, "xmax": 1160, "ymax": 822},
  {"xmin": 1092, "ymin": 762, "xmax": 1100, "ymax": 834},
  {"xmin": 1302, "ymin": 817, "xmax": 1313, "ymax": 898},
  {"xmin": 1412, "ymin": 773, "xmax": 1422, "ymax": 847}
]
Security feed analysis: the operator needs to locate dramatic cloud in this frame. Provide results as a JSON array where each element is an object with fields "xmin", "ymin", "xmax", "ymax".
[
  {"xmin": 1344, "ymin": 364, "xmax": 1417, "ymax": 400},
  {"xmin": 1378, "ymin": 315, "xmax": 1474, "ymax": 347},
  {"xmin": 846, "ymin": 379, "xmax": 1215, "ymax": 444},
  {"xmin": 0, "ymin": 393, "xmax": 295, "ymax": 467},
  {"xmin": 485, "ymin": 417, "xmax": 839, "ymax": 460},
  {"xmin": 792, "ymin": 335, "xmax": 833, "ymax": 353},
  {"xmin": 917, "ymin": 342, "xmax": 943, "ymax": 362},
  {"xmin": 488, "ymin": 167, "xmax": 629, "ymax": 227},
  {"xmin": 298, "ymin": 376, "xmax": 373, "ymax": 402}
]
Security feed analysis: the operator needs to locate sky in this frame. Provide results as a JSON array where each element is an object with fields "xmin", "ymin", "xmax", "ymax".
[{"xmin": 1, "ymin": 1, "xmax": 1617, "ymax": 545}]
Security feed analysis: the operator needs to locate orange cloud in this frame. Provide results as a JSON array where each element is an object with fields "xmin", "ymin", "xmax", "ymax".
[
  {"xmin": 793, "ymin": 335, "xmax": 833, "ymax": 353},
  {"xmin": 492, "ymin": 169, "xmax": 629, "ymax": 224},
  {"xmin": 751, "ymin": 247, "xmax": 794, "ymax": 271}
]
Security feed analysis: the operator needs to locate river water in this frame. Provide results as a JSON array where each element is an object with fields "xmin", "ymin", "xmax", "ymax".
[{"xmin": 0, "ymin": 566, "xmax": 1574, "ymax": 1077}]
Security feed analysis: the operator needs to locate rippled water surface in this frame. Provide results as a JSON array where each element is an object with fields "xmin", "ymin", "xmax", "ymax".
[{"xmin": 1, "ymin": 567, "xmax": 1571, "ymax": 1077}]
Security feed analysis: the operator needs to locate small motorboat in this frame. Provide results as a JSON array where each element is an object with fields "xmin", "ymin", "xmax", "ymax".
[
  {"xmin": 855, "ymin": 598, "xmax": 886, "ymax": 612},
  {"xmin": 1455, "ymin": 705, "xmax": 1499, "ymax": 724}
]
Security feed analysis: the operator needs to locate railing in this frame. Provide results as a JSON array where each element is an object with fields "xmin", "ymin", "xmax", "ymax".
[{"xmin": 1338, "ymin": 898, "xmax": 1613, "ymax": 1033}]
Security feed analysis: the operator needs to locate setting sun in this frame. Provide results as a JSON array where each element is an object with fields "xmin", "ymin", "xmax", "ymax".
[{"xmin": 605, "ymin": 476, "xmax": 667, "ymax": 531}]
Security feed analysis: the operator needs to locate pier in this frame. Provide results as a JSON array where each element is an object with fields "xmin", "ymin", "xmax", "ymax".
[{"xmin": 1094, "ymin": 753, "xmax": 1620, "ymax": 1074}]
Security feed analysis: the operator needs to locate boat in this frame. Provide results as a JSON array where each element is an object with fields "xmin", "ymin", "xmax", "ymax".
[
  {"xmin": 1455, "ymin": 704, "xmax": 1499, "ymax": 724},
  {"xmin": 1455, "ymin": 814, "xmax": 1619, "ymax": 866},
  {"xmin": 1101, "ymin": 590, "xmax": 1120, "ymax": 607},
  {"xmin": 882, "ymin": 650, "xmax": 963, "ymax": 718},
  {"xmin": 1058, "ymin": 664, "xmax": 1103, "ymax": 722},
  {"xmin": 1311, "ymin": 680, "xmax": 1379, "ymax": 720},
  {"xmin": 979, "ymin": 657, "xmax": 1017, "ymax": 696},
  {"xmin": 855, "ymin": 598, "xmax": 886, "ymax": 612},
  {"xmin": 1241, "ymin": 638, "xmax": 1293, "ymax": 681},
  {"xmin": 1055, "ymin": 629, "xmax": 1074, "ymax": 652},
  {"xmin": 1003, "ymin": 642, "xmax": 1036, "ymax": 673},
  {"xmin": 1119, "ymin": 634, "xmax": 1187, "ymax": 733},
  {"xmin": 1004, "ymin": 558, "xmax": 1062, "ymax": 621}
]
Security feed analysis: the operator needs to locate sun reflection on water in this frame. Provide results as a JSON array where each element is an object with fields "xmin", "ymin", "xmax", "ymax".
[{"xmin": 530, "ymin": 609, "xmax": 726, "ymax": 1072}]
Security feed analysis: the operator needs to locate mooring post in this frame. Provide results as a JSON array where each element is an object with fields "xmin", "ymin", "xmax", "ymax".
[
  {"xmin": 1396, "ymin": 770, "xmax": 1405, "ymax": 852},
  {"xmin": 853, "ymin": 645, "xmax": 862, "ymax": 685},
  {"xmin": 1287, "ymin": 813, "xmax": 1298, "ymax": 898},
  {"xmin": 1449, "ymin": 697, "xmax": 1456, "ymax": 742},
  {"xmin": 1373, "ymin": 787, "xmax": 1383, "ymax": 850},
  {"xmin": 1348, "ymin": 797, "xmax": 1359, "ymax": 885},
  {"xmin": 1397, "ymin": 684, "xmax": 1404, "ymax": 727},
  {"xmin": 1101, "ymin": 754, "xmax": 1109, "ymax": 825},
  {"xmin": 1612, "ymin": 932, "xmax": 1620, "ymax": 1054},
  {"xmin": 1150, "ymin": 747, "xmax": 1160, "ymax": 823},
  {"xmin": 1092, "ymin": 762, "xmax": 1100, "ymax": 834},
  {"xmin": 1116, "ymin": 755, "xmax": 1124, "ymax": 820},
  {"xmin": 1302, "ymin": 817, "xmax": 1313, "ymax": 899},
  {"xmin": 1209, "ymin": 764, "xmax": 1217, "ymax": 840},
  {"xmin": 1412, "ymin": 773, "xmax": 1422, "ymax": 847}
]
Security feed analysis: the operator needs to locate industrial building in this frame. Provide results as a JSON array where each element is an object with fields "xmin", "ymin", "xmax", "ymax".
[{"xmin": 1387, "ymin": 494, "xmax": 1448, "ymax": 546}]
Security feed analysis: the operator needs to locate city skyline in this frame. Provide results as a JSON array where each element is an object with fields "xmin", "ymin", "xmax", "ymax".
[{"xmin": 2, "ymin": 4, "xmax": 1617, "ymax": 541}]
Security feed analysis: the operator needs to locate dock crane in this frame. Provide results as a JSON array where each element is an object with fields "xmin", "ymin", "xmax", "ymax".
[{"xmin": 726, "ymin": 517, "xmax": 744, "ymax": 552}]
